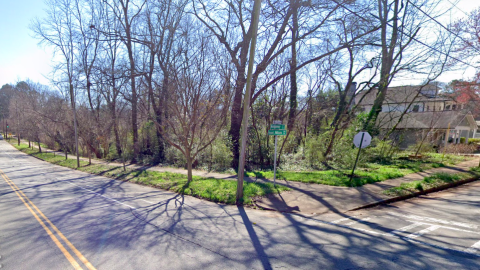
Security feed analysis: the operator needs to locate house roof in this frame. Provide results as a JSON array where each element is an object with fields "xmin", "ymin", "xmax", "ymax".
[
  {"xmin": 356, "ymin": 84, "xmax": 448, "ymax": 105},
  {"xmin": 377, "ymin": 110, "xmax": 478, "ymax": 130}
]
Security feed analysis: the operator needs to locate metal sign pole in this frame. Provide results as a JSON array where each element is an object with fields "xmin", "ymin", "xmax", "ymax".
[
  {"xmin": 350, "ymin": 132, "xmax": 365, "ymax": 184},
  {"xmin": 274, "ymin": 135, "xmax": 278, "ymax": 187}
]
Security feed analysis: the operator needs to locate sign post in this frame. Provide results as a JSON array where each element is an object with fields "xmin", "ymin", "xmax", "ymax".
[
  {"xmin": 269, "ymin": 120, "xmax": 286, "ymax": 187},
  {"xmin": 350, "ymin": 131, "xmax": 372, "ymax": 184}
]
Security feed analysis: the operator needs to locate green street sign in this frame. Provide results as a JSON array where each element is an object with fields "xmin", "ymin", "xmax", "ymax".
[
  {"xmin": 268, "ymin": 129, "xmax": 286, "ymax": 136},
  {"xmin": 270, "ymin": 124, "xmax": 285, "ymax": 130}
]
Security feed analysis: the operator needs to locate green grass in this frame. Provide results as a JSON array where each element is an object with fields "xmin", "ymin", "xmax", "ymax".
[
  {"xmin": 246, "ymin": 153, "xmax": 472, "ymax": 187},
  {"xmin": 384, "ymin": 168, "xmax": 480, "ymax": 197},
  {"xmin": 9, "ymin": 141, "xmax": 289, "ymax": 205}
]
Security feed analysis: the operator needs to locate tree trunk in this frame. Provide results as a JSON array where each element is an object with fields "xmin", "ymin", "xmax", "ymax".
[
  {"xmin": 229, "ymin": 72, "xmax": 247, "ymax": 169},
  {"xmin": 122, "ymin": 150, "xmax": 126, "ymax": 172},
  {"xmin": 38, "ymin": 140, "xmax": 42, "ymax": 153},
  {"xmin": 288, "ymin": 0, "xmax": 298, "ymax": 131},
  {"xmin": 228, "ymin": 32, "xmax": 251, "ymax": 169},
  {"xmin": 186, "ymin": 154, "xmax": 193, "ymax": 184},
  {"xmin": 88, "ymin": 146, "xmax": 91, "ymax": 165},
  {"xmin": 114, "ymin": 121, "xmax": 122, "ymax": 157}
]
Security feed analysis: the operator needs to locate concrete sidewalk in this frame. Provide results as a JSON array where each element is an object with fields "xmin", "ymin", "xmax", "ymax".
[
  {"xmin": 10, "ymin": 138, "xmax": 480, "ymax": 215},
  {"xmin": 254, "ymin": 158, "xmax": 480, "ymax": 215}
]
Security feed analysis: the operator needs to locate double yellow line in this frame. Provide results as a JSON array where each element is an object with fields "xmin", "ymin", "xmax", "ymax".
[{"xmin": 0, "ymin": 168, "xmax": 96, "ymax": 270}]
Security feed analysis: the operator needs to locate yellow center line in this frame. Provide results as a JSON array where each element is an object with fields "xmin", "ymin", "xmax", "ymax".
[{"xmin": 1, "ymin": 168, "xmax": 96, "ymax": 270}]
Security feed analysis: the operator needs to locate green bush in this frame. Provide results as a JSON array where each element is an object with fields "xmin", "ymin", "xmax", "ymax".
[
  {"xmin": 407, "ymin": 141, "xmax": 435, "ymax": 155},
  {"xmin": 208, "ymin": 137, "xmax": 233, "ymax": 171},
  {"xmin": 305, "ymin": 134, "xmax": 325, "ymax": 168},
  {"xmin": 165, "ymin": 146, "xmax": 187, "ymax": 167},
  {"xmin": 468, "ymin": 138, "xmax": 480, "ymax": 144},
  {"xmin": 365, "ymin": 138, "xmax": 399, "ymax": 162},
  {"xmin": 460, "ymin": 137, "xmax": 466, "ymax": 144},
  {"xmin": 279, "ymin": 147, "xmax": 310, "ymax": 171}
]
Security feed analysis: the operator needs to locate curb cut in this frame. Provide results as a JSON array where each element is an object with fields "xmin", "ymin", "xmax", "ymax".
[{"xmin": 349, "ymin": 174, "xmax": 480, "ymax": 211}]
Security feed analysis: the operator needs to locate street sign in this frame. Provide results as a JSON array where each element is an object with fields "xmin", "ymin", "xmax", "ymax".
[
  {"xmin": 268, "ymin": 130, "xmax": 287, "ymax": 136},
  {"xmin": 353, "ymin": 132, "xmax": 371, "ymax": 148},
  {"xmin": 350, "ymin": 131, "xmax": 372, "ymax": 184},
  {"xmin": 270, "ymin": 124, "xmax": 285, "ymax": 130}
]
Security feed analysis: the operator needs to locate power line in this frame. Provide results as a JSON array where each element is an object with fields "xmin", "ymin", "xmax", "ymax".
[
  {"xmin": 329, "ymin": 0, "xmax": 478, "ymax": 69},
  {"xmin": 408, "ymin": 0, "xmax": 480, "ymax": 56},
  {"xmin": 445, "ymin": 0, "xmax": 469, "ymax": 17}
]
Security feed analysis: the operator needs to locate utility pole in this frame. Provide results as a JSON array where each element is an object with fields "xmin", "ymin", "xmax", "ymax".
[
  {"xmin": 70, "ymin": 84, "xmax": 80, "ymax": 168},
  {"xmin": 236, "ymin": 0, "xmax": 262, "ymax": 205},
  {"xmin": 16, "ymin": 100, "xmax": 20, "ymax": 145}
]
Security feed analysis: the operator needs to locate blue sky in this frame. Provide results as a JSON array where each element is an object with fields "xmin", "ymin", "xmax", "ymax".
[
  {"xmin": 0, "ymin": 0, "xmax": 53, "ymax": 86},
  {"xmin": 0, "ymin": 0, "xmax": 479, "ymax": 88}
]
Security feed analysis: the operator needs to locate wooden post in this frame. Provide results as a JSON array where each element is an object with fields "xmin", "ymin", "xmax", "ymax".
[
  {"xmin": 236, "ymin": 0, "xmax": 262, "ymax": 205},
  {"xmin": 443, "ymin": 123, "xmax": 451, "ymax": 161}
]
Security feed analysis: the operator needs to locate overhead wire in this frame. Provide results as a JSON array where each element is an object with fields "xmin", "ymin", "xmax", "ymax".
[
  {"xmin": 408, "ymin": 0, "xmax": 480, "ymax": 56},
  {"xmin": 445, "ymin": 0, "xmax": 469, "ymax": 17},
  {"xmin": 329, "ymin": 0, "xmax": 478, "ymax": 69}
]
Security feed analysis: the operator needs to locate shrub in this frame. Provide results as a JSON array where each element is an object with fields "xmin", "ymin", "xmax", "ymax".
[
  {"xmin": 208, "ymin": 138, "xmax": 233, "ymax": 171},
  {"xmin": 280, "ymin": 148, "xmax": 310, "ymax": 171},
  {"xmin": 365, "ymin": 138, "xmax": 399, "ymax": 162},
  {"xmin": 407, "ymin": 141, "xmax": 435, "ymax": 155},
  {"xmin": 460, "ymin": 137, "xmax": 466, "ymax": 144},
  {"xmin": 165, "ymin": 146, "xmax": 187, "ymax": 167},
  {"xmin": 305, "ymin": 134, "xmax": 325, "ymax": 168},
  {"xmin": 468, "ymin": 138, "xmax": 480, "ymax": 144}
]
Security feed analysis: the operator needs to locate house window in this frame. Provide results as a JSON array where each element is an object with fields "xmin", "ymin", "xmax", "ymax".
[
  {"xmin": 446, "ymin": 105, "xmax": 451, "ymax": 110},
  {"xmin": 412, "ymin": 105, "xmax": 420, "ymax": 112},
  {"xmin": 452, "ymin": 105, "xmax": 456, "ymax": 110}
]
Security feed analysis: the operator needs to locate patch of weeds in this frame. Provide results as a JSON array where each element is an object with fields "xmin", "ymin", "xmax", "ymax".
[{"xmin": 244, "ymin": 153, "xmax": 471, "ymax": 187}]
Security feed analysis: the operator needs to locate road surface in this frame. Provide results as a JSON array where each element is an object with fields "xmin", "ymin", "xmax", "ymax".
[{"xmin": 1, "ymin": 140, "xmax": 480, "ymax": 269}]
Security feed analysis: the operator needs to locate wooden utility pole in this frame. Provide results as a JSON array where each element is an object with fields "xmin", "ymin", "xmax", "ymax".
[
  {"xmin": 236, "ymin": 0, "xmax": 262, "ymax": 205},
  {"xmin": 442, "ymin": 122, "xmax": 451, "ymax": 161},
  {"xmin": 70, "ymin": 83, "xmax": 80, "ymax": 168}
]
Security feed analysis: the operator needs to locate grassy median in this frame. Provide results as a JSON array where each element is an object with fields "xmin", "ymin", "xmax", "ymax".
[
  {"xmin": 246, "ymin": 154, "xmax": 471, "ymax": 187},
  {"xmin": 9, "ymin": 141, "xmax": 289, "ymax": 205},
  {"xmin": 384, "ymin": 167, "xmax": 480, "ymax": 197}
]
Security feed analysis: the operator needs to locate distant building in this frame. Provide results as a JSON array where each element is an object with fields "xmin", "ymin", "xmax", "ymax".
[
  {"xmin": 376, "ymin": 110, "xmax": 478, "ymax": 148},
  {"xmin": 355, "ymin": 84, "xmax": 456, "ymax": 113},
  {"xmin": 354, "ymin": 84, "xmax": 479, "ymax": 148}
]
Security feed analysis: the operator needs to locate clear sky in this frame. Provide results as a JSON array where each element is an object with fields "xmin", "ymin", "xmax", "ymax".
[
  {"xmin": 0, "ymin": 0, "xmax": 479, "ymax": 88},
  {"xmin": 0, "ymin": 0, "xmax": 52, "ymax": 87}
]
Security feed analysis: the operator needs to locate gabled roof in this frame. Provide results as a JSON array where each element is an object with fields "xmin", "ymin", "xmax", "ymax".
[
  {"xmin": 356, "ymin": 84, "xmax": 448, "ymax": 105},
  {"xmin": 377, "ymin": 111, "xmax": 478, "ymax": 130}
]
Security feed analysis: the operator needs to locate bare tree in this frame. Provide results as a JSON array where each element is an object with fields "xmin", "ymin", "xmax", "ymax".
[
  {"xmin": 31, "ymin": 0, "xmax": 81, "ymax": 167},
  {"xmin": 154, "ymin": 23, "xmax": 231, "ymax": 182}
]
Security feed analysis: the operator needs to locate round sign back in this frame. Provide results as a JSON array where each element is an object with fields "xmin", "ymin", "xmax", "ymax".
[{"xmin": 353, "ymin": 132, "xmax": 372, "ymax": 148}]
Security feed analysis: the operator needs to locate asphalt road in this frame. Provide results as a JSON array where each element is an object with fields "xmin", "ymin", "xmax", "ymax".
[{"xmin": 1, "ymin": 140, "xmax": 480, "ymax": 269}]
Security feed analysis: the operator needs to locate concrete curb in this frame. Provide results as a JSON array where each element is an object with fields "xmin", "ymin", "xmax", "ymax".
[{"xmin": 349, "ymin": 174, "xmax": 480, "ymax": 211}]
